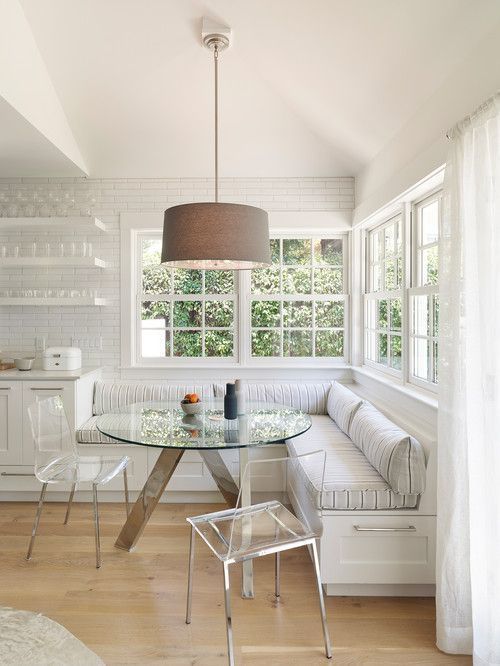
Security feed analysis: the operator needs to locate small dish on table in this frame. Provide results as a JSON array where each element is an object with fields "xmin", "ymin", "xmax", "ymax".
[{"xmin": 180, "ymin": 393, "xmax": 203, "ymax": 415}]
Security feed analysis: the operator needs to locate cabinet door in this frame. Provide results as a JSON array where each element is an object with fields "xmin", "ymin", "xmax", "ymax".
[
  {"xmin": 0, "ymin": 382, "xmax": 23, "ymax": 464},
  {"xmin": 22, "ymin": 383, "xmax": 75, "ymax": 465}
]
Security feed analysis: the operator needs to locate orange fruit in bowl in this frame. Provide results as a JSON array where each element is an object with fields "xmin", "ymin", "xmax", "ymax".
[
  {"xmin": 184, "ymin": 393, "xmax": 192, "ymax": 401},
  {"xmin": 189, "ymin": 393, "xmax": 199, "ymax": 403}
]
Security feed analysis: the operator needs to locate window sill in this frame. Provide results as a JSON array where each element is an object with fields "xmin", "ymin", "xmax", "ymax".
[{"xmin": 351, "ymin": 366, "xmax": 438, "ymax": 411}]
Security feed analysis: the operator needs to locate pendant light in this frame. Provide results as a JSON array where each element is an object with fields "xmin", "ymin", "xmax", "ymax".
[{"xmin": 161, "ymin": 25, "xmax": 271, "ymax": 269}]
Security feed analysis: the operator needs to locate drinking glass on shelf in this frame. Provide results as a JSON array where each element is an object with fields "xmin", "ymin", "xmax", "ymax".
[
  {"xmin": 0, "ymin": 246, "xmax": 7, "ymax": 258},
  {"xmin": 57, "ymin": 243, "xmax": 65, "ymax": 257},
  {"xmin": 11, "ymin": 245, "xmax": 19, "ymax": 258}
]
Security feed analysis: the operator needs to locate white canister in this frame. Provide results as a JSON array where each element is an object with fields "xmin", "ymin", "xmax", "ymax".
[
  {"xmin": 42, "ymin": 347, "xmax": 82, "ymax": 371},
  {"xmin": 234, "ymin": 379, "xmax": 247, "ymax": 415}
]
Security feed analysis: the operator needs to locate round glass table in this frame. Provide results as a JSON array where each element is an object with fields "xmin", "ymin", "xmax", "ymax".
[{"xmin": 96, "ymin": 399, "xmax": 311, "ymax": 597}]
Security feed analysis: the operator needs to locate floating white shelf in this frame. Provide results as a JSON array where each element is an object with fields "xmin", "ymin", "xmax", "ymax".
[
  {"xmin": 0, "ymin": 297, "xmax": 107, "ymax": 306},
  {"xmin": 0, "ymin": 216, "xmax": 106, "ymax": 233},
  {"xmin": 0, "ymin": 257, "xmax": 106, "ymax": 268}
]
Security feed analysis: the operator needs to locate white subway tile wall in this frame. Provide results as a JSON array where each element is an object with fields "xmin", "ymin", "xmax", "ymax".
[{"xmin": 0, "ymin": 177, "xmax": 354, "ymax": 376}]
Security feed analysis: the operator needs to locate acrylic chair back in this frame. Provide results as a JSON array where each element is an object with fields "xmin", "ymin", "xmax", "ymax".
[
  {"xmin": 27, "ymin": 395, "xmax": 78, "ymax": 482},
  {"xmin": 226, "ymin": 449, "xmax": 326, "ymax": 561}
]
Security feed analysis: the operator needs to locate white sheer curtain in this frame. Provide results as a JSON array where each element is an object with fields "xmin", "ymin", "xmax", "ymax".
[{"xmin": 437, "ymin": 92, "xmax": 500, "ymax": 665}]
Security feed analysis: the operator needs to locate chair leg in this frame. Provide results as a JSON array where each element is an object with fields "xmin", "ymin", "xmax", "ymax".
[
  {"xmin": 26, "ymin": 482, "xmax": 48, "ymax": 560},
  {"xmin": 123, "ymin": 468, "xmax": 130, "ymax": 516},
  {"xmin": 64, "ymin": 483, "xmax": 76, "ymax": 525},
  {"xmin": 92, "ymin": 484, "xmax": 101, "ymax": 569},
  {"xmin": 275, "ymin": 551, "xmax": 280, "ymax": 599},
  {"xmin": 222, "ymin": 562, "xmax": 235, "ymax": 666},
  {"xmin": 311, "ymin": 540, "xmax": 332, "ymax": 659},
  {"xmin": 185, "ymin": 525, "xmax": 195, "ymax": 624}
]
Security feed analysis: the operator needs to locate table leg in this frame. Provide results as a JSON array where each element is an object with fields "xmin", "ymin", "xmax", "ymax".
[
  {"xmin": 115, "ymin": 448, "xmax": 184, "ymax": 551},
  {"xmin": 199, "ymin": 450, "xmax": 239, "ymax": 507},
  {"xmin": 239, "ymin": 447, "xmax": 254, "ymax": 599}
]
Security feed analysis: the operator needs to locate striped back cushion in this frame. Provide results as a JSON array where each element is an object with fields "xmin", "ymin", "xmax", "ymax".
[
  {"xmin": 93, "ymin": 382, "xmax": 214, "ymax": 415},
  {"xmin": 326, "ymin": 381, "xmax": 363, "ymax": 434},
  {"xmin": 349, "ymin": 402, "xmax": 426, "ymax": 495},
  {"xmin": 214, "ymin": 382, "xmax": 331, "ymax": 414}
]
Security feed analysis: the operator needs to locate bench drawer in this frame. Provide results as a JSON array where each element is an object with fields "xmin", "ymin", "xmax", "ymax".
[{"xmin": 320, "ymin": 514, "xmax": 436, "ymax": 585}]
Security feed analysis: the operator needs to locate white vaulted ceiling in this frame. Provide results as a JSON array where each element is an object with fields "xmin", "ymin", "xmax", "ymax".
[{"xmin": 4, "ymin": 0, "xmax": 500, "ymax": 177}]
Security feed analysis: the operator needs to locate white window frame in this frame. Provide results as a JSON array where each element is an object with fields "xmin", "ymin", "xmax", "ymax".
[
  {"xmin": 361, "ymin": 188, "xmax": 442, "ymax": 394},
  {"xmin": 243, "ymin": 233, "xmax": 350, "ymax": 367},
  {"xmin": 121, "ymin": 213, "xmax": 350, "ymax": 369}
]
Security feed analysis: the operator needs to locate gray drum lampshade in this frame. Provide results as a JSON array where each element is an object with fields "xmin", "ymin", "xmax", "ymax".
[{"xmin": 160, "ymin": 202, "xmax": 271, "ymax": 269}]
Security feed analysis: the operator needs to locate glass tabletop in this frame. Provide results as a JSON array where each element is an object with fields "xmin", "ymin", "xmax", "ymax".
[{"xmin": 95, "ymin": 399, "xmax": 311, "ymax": 450}]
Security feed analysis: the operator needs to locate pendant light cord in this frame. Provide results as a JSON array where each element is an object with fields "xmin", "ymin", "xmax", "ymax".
[{"xmin": 214, "ymin": 43, "xmax": 219, "ymax": 203}]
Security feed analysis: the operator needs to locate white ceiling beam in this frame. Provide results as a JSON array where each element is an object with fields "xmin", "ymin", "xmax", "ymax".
[{"xmin": 0, "ymin": 0, "xmax": 87, "ymax": 175}]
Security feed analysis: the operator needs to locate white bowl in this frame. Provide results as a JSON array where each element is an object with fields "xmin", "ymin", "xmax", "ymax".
[
  {"xmin": 180, "ymin": 401, "xmax": 203, "ymax": 415},
  {"xmin": 14, "ymin": 357, "xmax": 35, "ymax": 371}
]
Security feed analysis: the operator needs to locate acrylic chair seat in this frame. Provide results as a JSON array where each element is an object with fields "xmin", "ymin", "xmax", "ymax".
[
  {"xmin": 26, "ymin": 396, "xmax": 131, "ymax": 569},
  {"xmin": 36, "ymin": 453, "xmax": 129, "ymax": 485},
  {"xmin": 188, "ymin": 499, "xmax": 316, "ymax": 562},
  {"xmin": 185, "ymin": 451, "xmax": 332, "ymax": 665}
]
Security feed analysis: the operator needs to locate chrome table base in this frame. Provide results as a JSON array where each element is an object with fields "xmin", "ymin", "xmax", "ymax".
[{"xmin": 114, "ymin": 447, "xmax": 255, "ymax": 597}]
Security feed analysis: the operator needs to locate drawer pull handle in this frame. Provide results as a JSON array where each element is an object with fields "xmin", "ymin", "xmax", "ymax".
[
  {"xmin": 30, "ymin": 387, "xmax": 64, "ymax": 391},
  {"xmin": 353, "ymin": 525, "xmax": 416, "ymax": 532},
  {"xmin": 0, "ymin": 387, "xmax": 11, "ymax": 390},
  {"xmin": 1, "ymin": 472, "xmax": 36, "ymax": 477}
]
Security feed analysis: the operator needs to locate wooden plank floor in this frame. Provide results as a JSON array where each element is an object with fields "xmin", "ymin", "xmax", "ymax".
[{"xmin": 0, "ymin": 502, "xmax": 470, "ymax": 665}]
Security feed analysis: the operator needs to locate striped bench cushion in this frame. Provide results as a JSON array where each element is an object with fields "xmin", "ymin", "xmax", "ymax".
[
  {"xmin": 76, "ymin": 416, "xmax": 129, "ymax": 445},
  {"xmin": 326, "ymin": 381, "xmax": 363, "ymax": 434},
  {"xmin": 92, "ymin": 381, "xmax": 215, "ymax": 416},
  {"xmin": 214, "ymin": 382, "xmax": 331, "ymax": 415},
  {"xmin": 287, "ymin": 416, "xmax": 419, "ymax": 510},
  {"xmin": 349, "ymin": 402, "xmax": 426, "ymax": 495}
]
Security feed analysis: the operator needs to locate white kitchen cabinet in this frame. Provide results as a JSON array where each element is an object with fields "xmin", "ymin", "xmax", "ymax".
[
  {"xmin": 0, "ymin": 382, "xmax": 23, "ymax": 465},
  {"xmin": 0, "ymin": 368, "xmax": 101, "ymax": 493}
]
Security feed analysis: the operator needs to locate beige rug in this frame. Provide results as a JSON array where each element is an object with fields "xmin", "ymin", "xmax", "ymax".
[{"xmin": 0, "ymin": 607, "xmax": 105, "ymax": 665}]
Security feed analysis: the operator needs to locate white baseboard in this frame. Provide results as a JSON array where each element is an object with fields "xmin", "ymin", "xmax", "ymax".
[
  {"xmin": 324, "ymin": 583, "xmax": 435, "ymax": 597},
  {"xmin": 0, "ymin": 491, "xmax": 224, "ymax": 504}
]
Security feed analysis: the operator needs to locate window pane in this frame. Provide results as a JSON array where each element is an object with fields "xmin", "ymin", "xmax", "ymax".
[
  {"xmin": 315, "ymin": 301, "xmax": 344, "ymax": 328},
  {"xmin": 173, "ymin": 330, "xmax": 202, "ymax": 357},
  {"xmin": 378, "ymin": 333, "xmax": 388, "ymax": 365},
  {"xmin": 433, "ymin": 341, "xmax": 439, "ymax": 383},
  {"xmin": 173, "ymin": 269, "xmax": 202, "ymax": 294},
  {"xmin": 251, "ymin": 268, "xmax": 280, "ymax": 294},
  {"xmin": 433, "ymin": 295, "xmax": 439, "ymax": 337},
  {"xmin": 384, "ymin": 225, "xmax": 395, "ymax": 256},
  {"xmin": 142, "ymin": 327, "xmax": 170, "ymax": 358},
  {"xmin": 205, "ymin": 270, "xmax": 233, "ymax": 294},
  {"xmin": 372, "ymin": 264, "xmax": 381, "ymax": 291},
  {"xmin": 378, "ymin": 299, "xmax": 388, "ymax": 329},
  {"xmin": 251, "ymin": 300, "xmax": 280, "ymax": 327},
  {"xmin": 385, "ymin": 259, "xmax": 396, "ymax": 290},
  {"xmin": 365, "ymin": 330, "xmax": 377, "ymax": 362},
  {"xmin": 365, "ymin": 299, "xmax": 376, "ymax": 330},
  {"xmin": 142, "ymin": 266, "xmax": 170, "ymax": 294},
  {"xmin": 283, "ymin": 239, "xmax": 311, "ymax": 265},
  {"xmin": 205, "ymin": 331, "xmax": 233, "ymax": 357},
  {"xmin": 315, "ymin": 330, "xmax": 343, "ymax": 357},
  {"xmin": 313, "ymin": 268, "xmax": 342, "ymax": 294},
  {"xmin": 423, "ymin": 246, "xmax": 438, "ymax": 285},
  {"xmin": 421, "ymin": 201, "xmax": 439, "ymax": 244},
  {"xmin": 372, "ymin": 232, "xmax": 381, "ymax": 263},
  {"xmin": 390, "ymin": 335, "xmax": 402, "ymax": 370},
  {"xmin": 173, "ymin": 301, "xmax": 202, "ymax": 327},
  {"xmin": 142, "ymin": 301, "xmax": 170, "ymax": 327},
  {"xmin": 412, "ymin": 295, "xmax": 429, "ymax": 336},
  {"xmin": 283, "ymin": 268, "xmax": 312, "ymax": 294},
  {"xmin": 283, "ymin": 301, "xmax": 313, "ymax": 327},
  {"xmin": 314, "ymin": 239, "xmax": 342, "ymax": 265},
  {"xmin": 142, "ymin": 238, "xmax": 161, "ymax": 265},
  {"xmin": 252, "ymin": 330, "xmax": 281, "ymax": 357},
  {"xmin": 270, "ymin": 238, "xmax": 281, "ymax": 263},
  {"xmin": 413, "ymin": 338, "xmax": 429, "ymax": 380},
  {"xmin": 390, "ymin": 299, "xmax": 402, "ymax": 331},
  {"xmin": 396, "ymin": 219, "xmax": 403, "ymax": 254},
  {"xmin": 205, "ymin": 300, "xmax": 233, "ymax": 327},
  {"xmin": 283, "ymin": 330, "xmax": 313, "ymax": 357}
]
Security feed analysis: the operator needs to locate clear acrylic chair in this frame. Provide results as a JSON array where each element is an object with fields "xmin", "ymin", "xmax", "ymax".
[
  {"xmin": 185, "ymin": 450, "xmax": 332, "ymax": 665},
  {"xmin": 26, "ymin": 395, "xmax": 130, "ymax": 568}
]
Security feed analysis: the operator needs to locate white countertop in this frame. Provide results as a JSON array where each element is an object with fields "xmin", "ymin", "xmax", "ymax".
[{"xmin": 0, "ymin": 367, "xmax": 101, "ymax": 381}]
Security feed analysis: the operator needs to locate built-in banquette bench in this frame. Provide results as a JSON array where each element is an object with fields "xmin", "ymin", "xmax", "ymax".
[{"xmin": 74, "ymin": 379, "xmax": 436, "ymax": 596}]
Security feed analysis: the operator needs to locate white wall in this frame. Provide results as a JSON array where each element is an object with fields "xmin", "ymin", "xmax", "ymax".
[
  {"xmin": 0, "ymin": 176, "xmax": 354, "ymax": 377},
  {"xmin": 354, "ymin": 20, "xmax": 500, "ymax": 225}
]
